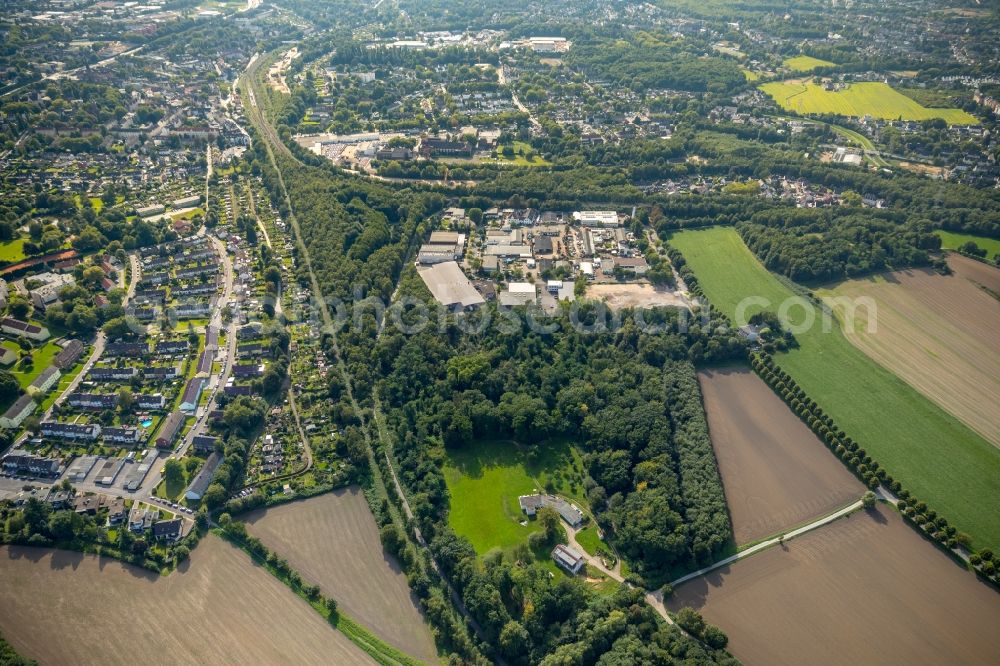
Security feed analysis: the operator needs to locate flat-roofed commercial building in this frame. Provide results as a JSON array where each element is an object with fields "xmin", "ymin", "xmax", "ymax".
[{"xmin": 417, "ymin": 261, "xmax": 485, "ymax": 311}]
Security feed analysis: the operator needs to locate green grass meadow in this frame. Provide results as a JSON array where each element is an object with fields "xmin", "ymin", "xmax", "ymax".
[
  {"xmin": 669, "ymin": 227, "xmax": 1000, "ymax": 550},
  {"xmin": 0, "ymin": 239, "xmax": 28, "ymax": 265},
  {"xmin": 934, "ymin": 230, "xmax": 1000, "ymax": 262},
  {"xmin": 783, "ymin": 55, "xmax": 836, "ymax": 72},
  {"xmin": 760, "ymin": 81, "xmax": 979, "ymax": 124},
  {"xmin": 573, "ymin": 526, "xmax": 605, "ymax": 556},
  {"xmin": 443, "ymin": 438, "xmax": 587, "ymax": 555}
]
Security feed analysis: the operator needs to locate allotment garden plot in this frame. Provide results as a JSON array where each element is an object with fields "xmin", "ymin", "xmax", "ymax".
[
  {"xmin": 243, "ymin": 488, "xmax": 438, "ymax": 665},
  {"xmin": 668, "ymin": 507, "xmax": 1000, "ymax": 666},
  {"xmin": 818, "ymin": 255, "xmax": 1000, "ymax": 448},
  {"xmin": 699, "ymin": 367, "xmax": 863, "ymax": 545},
  {"xmin": 0, "ymin": 535, "xmax": 373, "ymax": 665}
]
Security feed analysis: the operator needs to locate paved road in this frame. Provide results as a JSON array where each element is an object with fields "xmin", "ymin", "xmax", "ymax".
[
  {"xmin": 41, "ymin": 254, "xmax": 141, "ymax": 423},
  {"xmin": 498, "ymin": 64, "xmax": 541, "ymax": 131}
]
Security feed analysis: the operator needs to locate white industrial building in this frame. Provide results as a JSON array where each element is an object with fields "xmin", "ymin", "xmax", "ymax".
[
  {"xmin": 573, "ymin": 210, "xmax": 620, "ymax": 227},
  {"xmin": 417, "ymin": 261, "xmax": 485, "ymax": 310}
]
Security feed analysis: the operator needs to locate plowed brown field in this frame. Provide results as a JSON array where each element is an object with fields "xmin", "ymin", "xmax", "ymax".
[
  {"xmin": 699, "ymin": 368, "xmax": 863, "ymax": 545},
  {"xmin": 819, "ymin": 256, "xmax": 1000, "ymax": 447},
  {"xmin": 244, "ymin": 488, "xmax": 437, "ymax": 664},
  {"xmin": 0, "ymin": 535, "xmax": 374, "ymax": 665},
  {"xmin": 668, "ymin": 507, "xmax": 1000, "ymax": 665}
]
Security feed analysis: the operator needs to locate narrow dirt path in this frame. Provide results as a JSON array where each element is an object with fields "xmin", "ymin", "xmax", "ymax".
[{"xmin": 669, "ymin": 498, "xmax": 863, "ymax": 589}]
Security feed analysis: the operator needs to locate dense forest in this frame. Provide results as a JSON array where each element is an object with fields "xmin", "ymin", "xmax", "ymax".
[
  {"xmin": 370, "ymin": 270, "xmax": 743, "ymax": 660},
  {"xmin": 737, "ymin": 209, "xmax": 942, "ymax": 282},
  {"xmin": 566, "ymin": 31, "xmax": 745, "ymax": 95},
  {"xmin": 377, "ymin": 271, "xmax": 742, "ymax": 574}
]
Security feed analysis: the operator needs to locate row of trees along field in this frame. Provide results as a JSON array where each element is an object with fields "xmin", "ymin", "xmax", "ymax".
[{"xmin": 751, "ymin": 351, "xmax": 1000, "ymax": 588}]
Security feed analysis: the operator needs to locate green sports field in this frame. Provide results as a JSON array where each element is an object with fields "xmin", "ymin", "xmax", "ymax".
[
  {"xmin": 760, "ymin": 81, "xmax": 979, "ymax": 124},
  {"xmin": 443, "ymin": 438, "xmax": 586, "ymax": 554},
  {"xmin": 935, "ymin": 230, "xmax": 1000, "ymax": 262},
  {"xmin": 783, "ymin": 55, "xmax": 835, "ymax": 72},
  {"xmin": 669, "ymin": 226, "xmax": 1000, "ymax": 551}
]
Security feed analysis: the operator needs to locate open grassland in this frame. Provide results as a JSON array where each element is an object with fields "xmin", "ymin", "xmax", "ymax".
[
  {"xmin": 444, "ymin": 439, "xmax": 587, "ymax": 554},
  {"xmin": 573, "ymin": 525, "xmax": 605, "ymax": 556},
  {"xmin": 7, "ymin": 339, "xmax": 63, "ymax": 389},
  {"xmin": 740, "ymin": 69, "xmax": 760, "ymax": 82},
  {"xmin": 668, "ymin": 506, "xmax": 1000, "ymax": 665},
  {"xmin": 669, "ymin": 227, "xmax": 1000, "ymax": 550},
  {"xmin": 817, "ymin": 256, "xmax": 1000, "ymax": 447},
  {"xmin": 783, "ymin": 55, "xmax": 835, "ymax": 71},
  {"xmin": 0, "ymin": 239, "xmax": 28, "ymax": 265},
  {"xmin": 760, "ymin": 81, "xmax": 979, "ymax": 124},
  {"xmin": 243, "ymin": 489, "xmax": 437, "ymax": 665},
  {"xmin": 0, "ymin": 535, "xmax": 374, "ymax": 665},
  {"xmin": 699, "ymin": 367, "xmax": 863, "ymax": 545},
  {"xmin": 935, "ymin": 230, "xmax": 1000, "ymax": 262},
  {"xmin": 491, "ymin": 141, "xmax": 552, "ymax": 167}
]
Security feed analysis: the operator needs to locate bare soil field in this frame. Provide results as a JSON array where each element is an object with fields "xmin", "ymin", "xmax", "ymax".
[
  {"xmin": 951, "ymin": 252, "xmax": 1000, "ymax": 292},
  {"xmin": 819, "ymin": 257, "xmax": 1000, "ymax": 447},
  {"xmin": 587, "ymin": 283, "xmax": 690, "ymax": 310},
  {"xmin": 896, "ymin": 160, "xmax": 947, "ymax": 177},
  {"xmin": 668, "ymin": 506, "xmax": 1000, "ymax": 665},
  {"xmin": 244, "ymin": 488, "xmax": 437, "ymax": 664},
  {"xmin": 0, "ymin": 535, "xmax": 374, "ymax": 665},
  {"xmin": 699, "ymin": 368, "xmax": 863, "ymax": 545}
]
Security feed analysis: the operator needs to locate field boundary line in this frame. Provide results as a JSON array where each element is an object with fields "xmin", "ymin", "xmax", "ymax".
[
  {"xmin": 670, "ymin": 498, "xmax": 863, "ymax": 588},
  {"xmin": 213, "ymin": 527, "xmax": 427, "ymax": 666}
]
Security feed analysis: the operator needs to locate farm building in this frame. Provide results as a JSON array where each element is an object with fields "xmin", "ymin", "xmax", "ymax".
[
  {"xmin": 518, "ymin": 494, "xmax": 584, "ymax": 527},
  {"xmin": 551, "ymin": 544, "xmax": 586, "ymax": 574}
]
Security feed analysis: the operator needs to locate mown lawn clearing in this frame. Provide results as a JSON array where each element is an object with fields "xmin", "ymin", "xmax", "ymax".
[
  {"xmin": 934, "ymin": 230, "xmax": 1000, "ymax": 261},
  {"xmin": 444, "ymin": 438, "xmax": 587, "ymax": 554}
]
